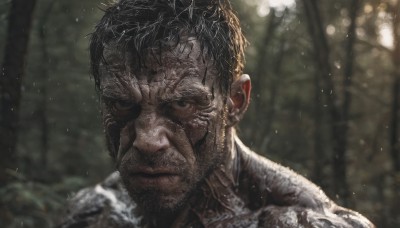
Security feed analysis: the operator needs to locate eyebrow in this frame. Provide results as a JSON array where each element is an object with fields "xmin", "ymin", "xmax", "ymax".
[
  {"xmin": 160, "ymin": 83, "xmax": 211, "ymax": 103},
  {"xmin": 101, "ymin": 88, "xmax": 132, "ymax": 102},
  {"xmin": 100, "ymin": 77, "xmax": 135, "ymax": 101}
]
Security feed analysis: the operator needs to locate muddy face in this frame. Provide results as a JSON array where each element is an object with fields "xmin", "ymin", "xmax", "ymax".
[{"xmin": 99, "ymin": 39, "xmax": 228, "ymax": 213}]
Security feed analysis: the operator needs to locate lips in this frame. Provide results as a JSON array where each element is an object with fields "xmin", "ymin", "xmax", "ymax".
[{"xmin": 128, "ymin": 166, "xmax": 180, "ymax": 188}]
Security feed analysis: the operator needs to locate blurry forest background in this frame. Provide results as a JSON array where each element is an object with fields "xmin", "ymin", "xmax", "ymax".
[{"xmin": 0, "ymin": 0, "xmax": 399, "ymax": 227}]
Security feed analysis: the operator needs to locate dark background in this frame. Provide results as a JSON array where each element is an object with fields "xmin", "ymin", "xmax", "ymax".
[{"xmin": 0, "ymin": 0, "xmax": 399, "ymax": 227}]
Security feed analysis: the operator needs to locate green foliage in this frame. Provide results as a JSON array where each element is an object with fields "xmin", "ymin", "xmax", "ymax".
[
  {"xmin": 1, "ymin": 0, "xmax": 113, "ymax": 226},
  {"xmin": 17, "ymin": 0, "xmax": 112, "ymax": 180},
  {"xmin": 1, "ymin": 181, "xmax": 62, "ymax": 227},
  {"xmin": 0, "ymin": 173, "xmax": 90, "ymax": 228}
]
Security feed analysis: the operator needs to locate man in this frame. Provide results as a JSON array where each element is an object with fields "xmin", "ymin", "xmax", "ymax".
[{"xmin": 60, "ymin": 0, "xmax": 374, "ymax": 227}]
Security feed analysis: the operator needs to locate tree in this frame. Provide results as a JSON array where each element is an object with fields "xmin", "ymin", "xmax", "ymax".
[
  {"xmin": 386, "ymin": 0, "xmax": 400, "ymax": 222},
  {"xmin": 0, "ymin": 0, "xmax": 37, "ymax": 184},
  {"xmin": 250, "ymin": 9, "xmax": 287, "ymax": 152},
  {"xmin": 36, "ymin": 0, "xmax": 56, "ymax": 171},
  {"xmin": 301, "ymin": 0, "xmax": 361, "ymax": 206},
  {"xmin": 389, "ymin": 0, "xmax": 400, "ymax": 174}
]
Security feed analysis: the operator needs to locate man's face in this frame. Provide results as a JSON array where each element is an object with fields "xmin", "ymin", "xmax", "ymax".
[{"xmin": 100, "ymin": 39, "xmax": 228, "ymax": 212}]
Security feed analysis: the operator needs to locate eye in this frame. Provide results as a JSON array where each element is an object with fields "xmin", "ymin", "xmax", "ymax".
[
  {"xmin": 114, "ymin": 100, "xmax": 136, "ymax": 111},
  {"xmin": 168, "ymin": 100, "xmax": 195, "ymax": 118},
  {"xmin": 171, "ymin": 100, "xmax": 192, "ymax": 111}
]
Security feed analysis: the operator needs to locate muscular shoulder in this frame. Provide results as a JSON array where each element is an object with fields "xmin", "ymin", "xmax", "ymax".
[
  {"xmin": 235, "ymin": 137, "xmax": 374, "ymax": 227},
  {"xmin": 57, "ymin": 172, "xmax": 141, "ymax": 228},
  {"xmin": 236, "ymin": 137, "xmax": 331, "ymax": 209},
  {"xmin": 256, "ymin": 205, "xmax": 374, "ymax": 227}
]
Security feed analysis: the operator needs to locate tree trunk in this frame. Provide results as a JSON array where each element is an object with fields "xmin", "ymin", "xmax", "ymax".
[
  {"xmin": 390, "ymin": 78, "xmax": 400, "ymax": 172},
  {"xmin": 260, "ymin": 38, "xmax": 286, "ymax": 152},
  {"xmin": 302, "ymin": 0, "xmax": 360, "ymax": 206},
  {"xmin": 0, "ymin": 0, "xmax": 37, "ymax": 184},
  {"xmin": 390, "ymin": 0, "xmax": 400, "ymax": 174},
  {"xmin": 251, "ymin": 9, "xmax": 286, "ymax": 150},
  {"xmin": 312, "ymin": 70, "xmax": 324, "ymax": 186},
  {"xmin": 334, "ymin": 0, "xmax": 360, "ymax": 207},
  {"xmin": 389, "ymin": 0, "xmax": 400, "ymax": 223},
  {"xmin": 37, "ymin": 1, "xmax": 55, "ymax": 171}
]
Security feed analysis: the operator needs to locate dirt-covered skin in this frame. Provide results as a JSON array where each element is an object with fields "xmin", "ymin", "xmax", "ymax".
[
  {"xmin": 58, "ymin": 40, "xmax": 374, "ymax": 228},
  {"xmin": 59, "ymin": 137, "xmax": 373, "ymax": 228}
]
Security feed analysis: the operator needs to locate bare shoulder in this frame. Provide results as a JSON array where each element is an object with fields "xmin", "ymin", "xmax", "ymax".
[
  {"xmin": 57, "ymin": 172, "xmax": 141, "ymax": 228},
  {"xmin": 257, "ymin": 204, "xmax": 374, "ymax": 227},
  {"xmin": 236, "ymin": 138, "xmax": 374, "ymax": 227}
]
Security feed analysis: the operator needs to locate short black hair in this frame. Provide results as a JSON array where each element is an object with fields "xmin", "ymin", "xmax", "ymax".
[{"xmin": 90, "ymin": 0, "xmax": 246, "ymax": 94}]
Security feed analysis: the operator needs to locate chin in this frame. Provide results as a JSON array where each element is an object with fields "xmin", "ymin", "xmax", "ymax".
[{"xmin": 128, "ymin": 187, "xmax": 191, "ymax": 214}]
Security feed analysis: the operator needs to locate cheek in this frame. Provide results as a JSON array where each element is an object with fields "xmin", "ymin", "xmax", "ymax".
[
  {"xmin": 103, "ymin": 111, "xmax": 135, "ymax": 164},
  {"xmin": 183, "ymin": 109, "xmax": 226, "ymax": 162},
  {"xmin": 183, "ymin": 104, "xmax": 222, "ymax": 147},
  {"xmin": 184, "ymin": 117, "xmax": 210, "ymax": 146},
  {"xmin": 103, "ymin": 113, "xmax": 122, "ymax": 159},
  {"xmin": 116, "ymin": 122, "xmax": 135, "ymax": 163}
]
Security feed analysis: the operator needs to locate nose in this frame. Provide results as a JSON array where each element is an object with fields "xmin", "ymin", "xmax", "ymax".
[{"xmin": 132, "ymin": 113, "xmax": 170, "ymax": 154}]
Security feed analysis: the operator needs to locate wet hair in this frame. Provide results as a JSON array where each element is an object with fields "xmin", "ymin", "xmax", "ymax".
[{"xmin": 90, "ymin": 0, "xmax": 246, "ymax": 94}]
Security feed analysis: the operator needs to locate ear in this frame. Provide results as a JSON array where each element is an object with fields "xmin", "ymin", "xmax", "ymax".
[{"xmin": 227, "ymin": 74, "xmax": 251, "ymax": 127}]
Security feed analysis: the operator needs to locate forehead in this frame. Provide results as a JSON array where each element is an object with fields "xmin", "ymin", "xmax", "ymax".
[
  {"xmin": 103, "ymin": 38, "xmax": 215, "ymax": 76},
  {"xmin": 99, "ymin": 38, "xmax": 220, "ymax": 98}
]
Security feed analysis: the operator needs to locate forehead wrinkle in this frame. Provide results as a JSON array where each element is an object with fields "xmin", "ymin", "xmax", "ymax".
[
  {"xmin": 135, "ymin": 56, "xmax": 201, "ymax": 88},
  {"xmin": 160, "ymin": 80, "xmax": 211, "ymax": 102},
  {"xmin": 101, "ymin": 85, "xmax": 132, "ymax": 101},
  {"xmin": 124, "ymin": 39, "xmax": 211, "ymax": 80},
  {"xmin": 102, "ymin": 39, "xmax": 218, "ymax": 103},
  {"xmin": 169, "ymin": 66, "xmax": 200, "ymax": 91},
  {"xmin": 101, "ymin": 72, "xmax": 142, "ymax": 102}
]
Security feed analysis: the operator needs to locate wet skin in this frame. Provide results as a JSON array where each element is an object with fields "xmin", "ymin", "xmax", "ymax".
[
  {"xmin": 79, "ymin": 39, "xmax": 376, "ymax": 227},
  {"xmin": 100, "ymin": 39, "xmax": 232, "ymax": 214}
]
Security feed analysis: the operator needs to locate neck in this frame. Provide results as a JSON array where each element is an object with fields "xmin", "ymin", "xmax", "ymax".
[
  {"xmin": 185, "ymin": 128, "xmax": 244, "ymax": 226},
  {"xmin": 219, "ymin": 127, "xmax": 240, "ymax": 187}
]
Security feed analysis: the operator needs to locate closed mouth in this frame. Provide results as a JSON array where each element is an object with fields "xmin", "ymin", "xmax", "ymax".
[
  {"xmin": 128, "ymin": 167, "xmax": 180, "ymax": 187},
  {"xmin": 133, "ymin": 172, "xmax": 178, "ymax": 178},
  {"xmin": 130, "ymin": 166, "xmax": 178, "ymax": 176}
]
